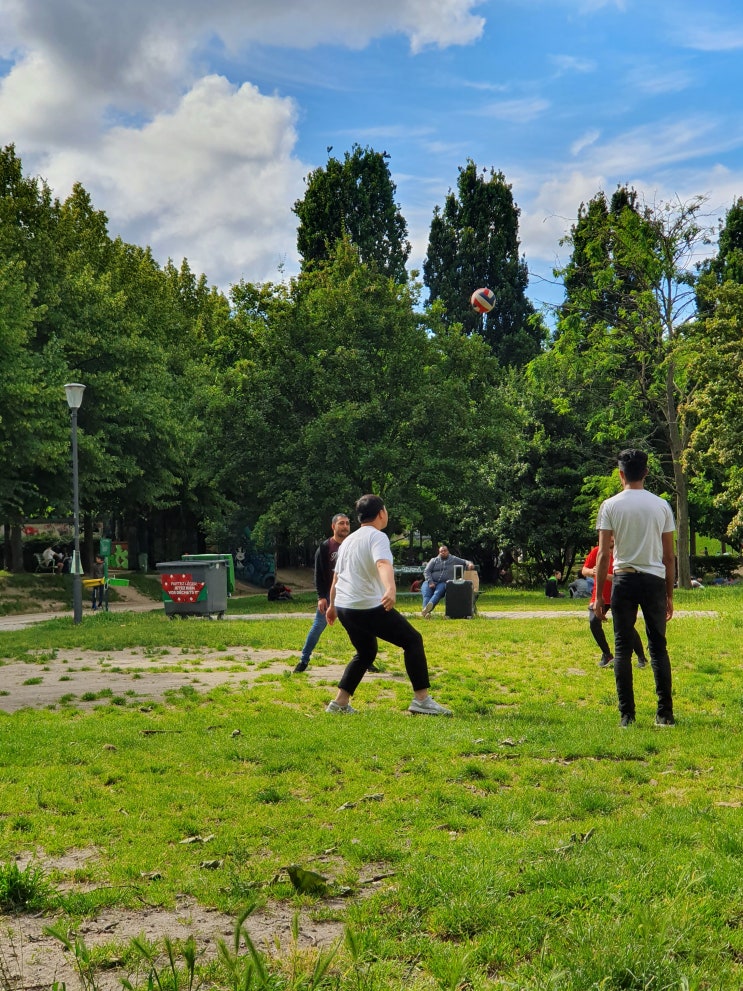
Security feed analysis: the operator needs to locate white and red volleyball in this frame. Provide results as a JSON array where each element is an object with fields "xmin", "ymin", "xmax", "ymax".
[{"xmin": 470, "ymin": 287, "xmax": 495, "ymax": 314}]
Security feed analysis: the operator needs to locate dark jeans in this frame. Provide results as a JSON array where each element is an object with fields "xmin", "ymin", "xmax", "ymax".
[
  {"xmin": 611, "ymin": 573, "xmax": 673, "ymax": 720},
  {"xmin": 589, "ymin": 606, "xmax": 645, "ymax": 659},
  {"xmin": 336, "ymin": 605, "xmax": 430, "ymax": 696}
]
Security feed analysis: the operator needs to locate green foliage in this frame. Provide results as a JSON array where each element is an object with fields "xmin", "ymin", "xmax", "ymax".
[
  {"xmin": 2, "ymin": 141, "xmax": 740, "ymax": 590},
  {"xmin": 424, "ymin": 159, "xmax": 544, "ymax": 364},
  {"xmin": 552, "ymin": 188, "xmax": 713, "ymax": 586},
  {"xmin": 688, "ymin": 276, "xmax": 743, "ymax": 545},
  {"xmin": 294, "ymin": 144, "xmax": 410, "ymax": 283},
  {"xmin": 0, "ymin": 860, "xmax": 55, "ymax": 912},
  {"xmin": 201, "ymin": 240, "xmax": 515, "ymax": 547}
]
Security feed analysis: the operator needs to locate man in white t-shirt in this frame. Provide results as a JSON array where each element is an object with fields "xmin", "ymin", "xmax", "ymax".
[
  {"xmin": 325, "ymin": 494, "xmax": 452, "ymax": 716},
  {"xmin": 594, "ymin": 449, "xmax": 676, "ymax": 728}
]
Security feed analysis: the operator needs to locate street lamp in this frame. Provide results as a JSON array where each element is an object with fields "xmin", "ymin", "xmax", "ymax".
[{"xmin": 64, "ymin": 383, "xmax": 85, "ymax": 625}]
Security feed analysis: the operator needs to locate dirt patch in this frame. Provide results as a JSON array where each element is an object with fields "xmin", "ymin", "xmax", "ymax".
[
  {"xmin": 2, "ymin": 848, "xmax": 390, "ymax": 988},
  {"xmin": 1, "ymin": 892, "xmax": 349, "ymax": 989},
  {"xmin": 0, "ymin": 646, "xmax": 361, "ymax": 713}
]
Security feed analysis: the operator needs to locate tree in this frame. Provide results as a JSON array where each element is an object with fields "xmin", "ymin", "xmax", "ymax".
[
  {"xmin": 423, "ymin": 160, "xmax": 544, "ymax": 365},
  {"xmin": 483, "ymin": 359, "xmax": 603, "ymax": 580},
  {"xmin": 294, "ymin": 145, "xmax": 410, "ymax": 283},
  {"xmin": 696, "ymin": 197, "xmax": 743, "ymax": 313},
  {"xmin": 200, "ymin": 240, "xmax": 515, "ymax": 551},
  {"xmin": 687, "ymin": 282, "xmax": 743, "ymax": 545},
  {"xmin": 0, "ymin": 260, "xmax": 71, "ymax": 569},
  {"xmin": 553, "ymin": 189, "xmax": 711, "ymax": 587}
]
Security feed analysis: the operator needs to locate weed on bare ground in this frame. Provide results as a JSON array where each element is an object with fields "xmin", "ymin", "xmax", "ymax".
[{"xmin": 0, "ymin": 894, "xmax": 346, "ymax": 989}]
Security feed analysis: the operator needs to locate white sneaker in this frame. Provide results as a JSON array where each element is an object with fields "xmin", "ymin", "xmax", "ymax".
[
  {"xmin": 325, "ymin": 700, "xmax": 357, "ymax": 714},
  {"xmin": 408, "ymin": 696, "xmax": 453, "ymax": 717},
  {"xmin": 422, "ymin": 602, "xmax": 433, "ymax": 617}
]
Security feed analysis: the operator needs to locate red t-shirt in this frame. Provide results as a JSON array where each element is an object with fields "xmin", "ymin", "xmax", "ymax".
[{"xmin": 583, "ymin": 546, "xmax": 613, "ymax": 607}]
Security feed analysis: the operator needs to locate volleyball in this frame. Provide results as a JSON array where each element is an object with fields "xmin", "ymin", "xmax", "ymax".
[{"xmin": 470, "ymin": 287, "xmax": 495, "ymax": 314}]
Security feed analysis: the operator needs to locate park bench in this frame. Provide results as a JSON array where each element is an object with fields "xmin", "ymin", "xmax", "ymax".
[{"xmin": 34, "ymin": 552, "xmax": 56, "ymax": 573}]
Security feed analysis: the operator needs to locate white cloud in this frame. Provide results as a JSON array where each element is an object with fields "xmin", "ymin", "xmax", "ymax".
[
  {"xmin": 0, "ymin": 0, "xmax": 486, "ymax": 288},
  {"xmin": 578, "ymin": 117, "xmax": 743, "ymax": 176},
  {"xmin": 33, "ymin": 76, "xmax": 307, "ymax": 287},
  {"xmin": 677, "ymin": 24, "xmax": 743, "ymax": 52},
  {"xmin": 550, "ymin": 54, "xmax": 597, "ymax": 73},
  {"xmin": 519, "ymin": 169, "xmax": 607, "ymax": 268},
  {"xmin": 571, "ymin": 129, "xmax": 600, "ymax": 156},
  {"xmin": 480, "ymin": 97, "xmax": 550, "ymax": 123},
  {"xmin": 626, "ymin": 66, "xmax": 693, "ymax": 95}
]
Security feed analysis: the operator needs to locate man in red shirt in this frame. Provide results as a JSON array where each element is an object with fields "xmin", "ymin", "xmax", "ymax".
[{"xmin": 582, "ymin": 540, "xmax": 648, "ymax": 669}]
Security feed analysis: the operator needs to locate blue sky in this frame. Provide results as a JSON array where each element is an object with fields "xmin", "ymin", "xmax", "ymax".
[{"xmin": 2, "ymin": 0, "xmax": 743, "ymax": 318}]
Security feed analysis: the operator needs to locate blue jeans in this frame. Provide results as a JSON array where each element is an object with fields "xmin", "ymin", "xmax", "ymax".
[
  {"xmin": 422, "ymin": 581, "xmax": 447, "ymax": 612},
  {"xmin": 611, "ymin": 572, "xmax": 673, "ymax": 720},
  {"xmin": 300, "ymin": 607, "xmax": 327, "ymax": 664},
  {"xmin": 336, "ymin": 606, "xmax": 430, "ymax": 696}
]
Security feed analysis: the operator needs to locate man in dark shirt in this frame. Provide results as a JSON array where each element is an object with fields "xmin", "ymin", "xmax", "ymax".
[{"xmin": 294, "ymin": 513, "xmax": 350, "ymax": 672}]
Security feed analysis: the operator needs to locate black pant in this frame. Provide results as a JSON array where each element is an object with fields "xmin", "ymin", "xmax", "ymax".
[
  {"xmin": 589, "ymin": 605, "xmax": 645, "ymax": 659},
  {"xmin": 336, "ymin": 606, "xmax": 430, "ymax": 696},
  {"xmin": 611, "ymin": 573, "xmax": 673, "ymax": 720}
]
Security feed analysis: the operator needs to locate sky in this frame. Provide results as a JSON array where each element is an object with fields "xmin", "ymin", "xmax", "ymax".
[{"xmin": 3, "ymin": 0, "xmax": 743, "ymax": 317}]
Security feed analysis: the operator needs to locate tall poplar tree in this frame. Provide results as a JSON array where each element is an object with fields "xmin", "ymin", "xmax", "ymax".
[
  {"xmin": 423, "ymin": 160, "xmax": 543, "ymax": 365},
  {"xmin": 293, "ymin": 145, "xmax": 410, "ymax": 283}
]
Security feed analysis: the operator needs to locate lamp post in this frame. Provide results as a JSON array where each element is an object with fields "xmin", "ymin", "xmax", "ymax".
[{"xmin": 64, "ymin": 383, "xmax": 85, "ymax": 625}]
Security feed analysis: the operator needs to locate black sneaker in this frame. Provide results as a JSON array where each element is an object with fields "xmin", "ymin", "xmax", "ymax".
[
  {"xmin": 620, "ymin": 714, "xmax": 636, "ymax": 728},
  {"xmin": 636, "ymin": 657, "xmax": 648, "ymax": 668},
  {"xmin": 367, "ymin": 663, "xmax": 379, "ymax": 672},
  {"xmin": 654, "ymin": 714, "xmax": 675, "ymax": 726},
  {"xmin": 598, "ymin": 654, "xmax": 613, "ymax": 667},
  {"xmin": 293, "ymin": 661, "xmax": 309, "ymax": 673}
]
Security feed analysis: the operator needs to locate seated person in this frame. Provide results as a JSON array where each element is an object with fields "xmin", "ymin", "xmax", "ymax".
[
  {"xmin": 267, "ymin": 580, "xmax": 293, "ymax": 602},
  {"xmin": 545, "ymin": 570, "xmax": 564, "ymax": 598},
  {"xmin": 41, "ymin": 546, "xmax": 63, "ymax": 572},
  {"xmin": 422, "ymin": 544, "xmax": 475, "ymax": 617},
  {"xmin": 568, "ymin": 576, "xmax": 592, "ymax": 598}
]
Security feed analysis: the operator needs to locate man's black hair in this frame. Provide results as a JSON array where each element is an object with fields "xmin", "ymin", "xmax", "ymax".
[
  {"xmin": 355, "ymin": 494, "xmax": 385, "ymax": 523},
  {"xmin": 617, "ymin": 448, "xmax": 648, "ymax": 483}
]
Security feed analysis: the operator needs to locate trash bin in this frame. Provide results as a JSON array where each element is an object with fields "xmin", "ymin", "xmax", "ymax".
[
  {"xmin": 181, "ymin": 553, "xmax": 235, "ymax": 596},
  {"xmin": 157, "ymin": 559, "xmax": 228, "ymax": 619}
]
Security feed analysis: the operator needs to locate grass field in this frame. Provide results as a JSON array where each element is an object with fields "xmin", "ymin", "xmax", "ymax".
[{"xmin": 0, "ymin": 585, "xmax": 742, "ymax": 988}]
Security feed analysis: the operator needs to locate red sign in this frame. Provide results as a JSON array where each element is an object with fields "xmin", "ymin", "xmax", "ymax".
[{"xmin": 160, "ymin": 572, "xmax": 206, "ymax": 603}]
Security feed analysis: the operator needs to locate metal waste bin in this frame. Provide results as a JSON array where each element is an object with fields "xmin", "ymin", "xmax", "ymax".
[
  {"xmin": 157, "ymin": 559, "xmax": 228, "ymax": 619},
  {"xmin": 181, "ymin": 553, "xmax": 235, "ymax": 596}
]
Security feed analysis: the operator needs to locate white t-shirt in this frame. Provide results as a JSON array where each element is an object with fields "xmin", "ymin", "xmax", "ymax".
[
  {"xmin": 596, "ymin": 488, "xmax": 675, "ymax": 579},
  {"xmin": 333, "ymin": 525, "xmax": 393, "ymax": 610}
]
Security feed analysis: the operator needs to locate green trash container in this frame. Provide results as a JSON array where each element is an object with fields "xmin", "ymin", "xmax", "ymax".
[
  {"xmin": 181, "ymin": 553, "xmax": 235, "ymax": 596},
  {"xmin": 157, "ymin": 559, "xmax": 228, "ymax": 619}
]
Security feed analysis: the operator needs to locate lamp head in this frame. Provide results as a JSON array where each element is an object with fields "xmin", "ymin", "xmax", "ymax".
[{"xmin": 64, "ymin": 383, "xmax": 85, "ymax": 410}]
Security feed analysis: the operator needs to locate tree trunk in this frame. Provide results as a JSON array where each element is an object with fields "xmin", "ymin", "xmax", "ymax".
[
  {"xmin": 666, "ymin": 361, "xmax": 690, "ymax": 588},
  {"xmin": 10, "ymin": 523, "xmax": 24, "ymax": 573}
]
